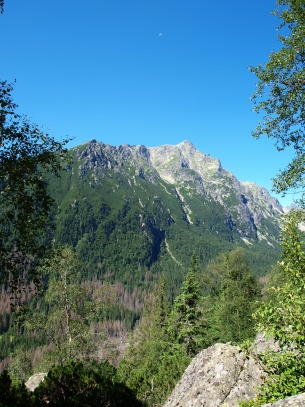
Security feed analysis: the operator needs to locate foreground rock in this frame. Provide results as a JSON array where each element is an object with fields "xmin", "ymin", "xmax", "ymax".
[
  {"xmin": 250, "ymin": 332, "xmax": 280, "ymax": 355},
  {"xmin": 25, "ymin": 372, "xmax": 47, "ymax": 392},
  {"xmin": 261, "ymin": 393, "xmax": 305, "ymax": 406},
  {"xmin": 163, "ymin": 343, "xmax": 267, "ymax": 407}
]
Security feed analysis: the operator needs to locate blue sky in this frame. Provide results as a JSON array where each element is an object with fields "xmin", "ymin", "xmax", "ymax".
[{"xmin": 0, "ymin": 0, "xmax": 297, "ymax": 206}]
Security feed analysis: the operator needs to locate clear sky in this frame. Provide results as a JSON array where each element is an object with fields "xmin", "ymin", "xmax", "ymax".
[{"xmin": 0, "ymin": 0, "xmax": 298, "ymax": 207}]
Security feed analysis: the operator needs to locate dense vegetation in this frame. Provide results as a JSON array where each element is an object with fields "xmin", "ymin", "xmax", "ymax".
[
  {"xmin": 241, "ymin": 0, "xmax": 305, "ymax": 404},
  {"xmin": 0, "ymin": 360, "xmax": 145, "ymax": 406},
  {"xmin": 0, "ymin": 52, "xmax": 282, "ymax": 407},
  {"xmin": 0, "ymin": 80, "xmax": 69, "ymax": 297},
  {"xmin": 45, "ymin": 142, "xmax": 281, "ymax": 290},
  {"xmin": 0, "ymin": 241, "xmax": 264, "ymax": 406},
  {"xmin": 3, "ymin": 0, "xmax": 305, "ymax": 405},
  {"xmin": 117, "ymin": 250, "xmax": 261, "ymax": 406}
]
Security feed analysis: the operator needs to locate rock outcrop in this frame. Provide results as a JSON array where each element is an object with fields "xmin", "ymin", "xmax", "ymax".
[
  {"xmin": 25, "ymin": 372, "xmax": 47, "ymax": 392},
  {"xmin": 163, "ymin": 343, "xmax": 267, "ymax": 407},
  {"xmin": 250, "ymin": 332, "xmax": 280, "ymax": 355},
  {"xmin": 261, "ymin": 393, "xmax": 305, "ymax": 406}
]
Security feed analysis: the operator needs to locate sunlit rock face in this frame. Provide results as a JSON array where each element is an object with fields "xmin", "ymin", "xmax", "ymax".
[
  {"xmin": 75, "ymin": 139, "xmax": 283, "ymax": 245},
  {"xmin": 162, "ymin": 343, "xmax": 267, "ymax": 407}
]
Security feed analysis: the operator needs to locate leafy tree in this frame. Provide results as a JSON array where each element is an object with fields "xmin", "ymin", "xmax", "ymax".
[
  {"xmin": 0, "ymin": 81, "xmax": 69, "ymax": 292},
  {"xmin": 256, "ymin": 211, "xmax": 305, "ymax": 348},
  {"xmin": 240, "ymin": 210, "xmax": 305, "ymax": 406},
  {"xmin": 168, "ymin": 254, "xmax": 206, "ymax": 357},
  {"xmin": 7, "ymin": 345, "xmax": 33, "ymax": 383},
  {"xmin": 25, "ymin": 247, "xmax": 101, "ymax": 369},
  {"xmin": 0, "ymin": 370, "xmax": 34, "ymax": 407},
  {"xmin": 0, "ymin": 361, "xmax": 144, "ymax": 407},
  {"xmin": 247, "ymin": 2, "xmax": 305, "ymax": 403},
  {"xmin": 250, "ymin": 0, "xmax": 305, "ymax": 204},
  {"xmin": 33, "ymin": 359, "xmax": 144, "ymax": 407}
]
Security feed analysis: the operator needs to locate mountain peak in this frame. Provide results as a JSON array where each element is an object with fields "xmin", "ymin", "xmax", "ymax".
[{"xmin": 177, "ymin": 140, "xmax": 195, "ymax": 149}]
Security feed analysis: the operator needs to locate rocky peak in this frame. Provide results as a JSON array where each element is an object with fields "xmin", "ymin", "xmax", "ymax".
[
  {"xmin": 241, "ymin": 182, "xmax": 283, "ymax": 214},
  {"xmin": 75, "ymin": 139, "xmax": 283, "ymax": 243}
]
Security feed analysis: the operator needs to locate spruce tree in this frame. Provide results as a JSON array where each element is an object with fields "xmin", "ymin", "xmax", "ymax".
[
  {"xmin": 168, "ymin": 254, "xmax": 206, "ymax": 357},
  {"xmin": 206, "ymin": 248, "xmax": 261, "ymax": 344},
  {"xmin": 118, "ymin": 278, "xmax": 189, "ymax": 406}
]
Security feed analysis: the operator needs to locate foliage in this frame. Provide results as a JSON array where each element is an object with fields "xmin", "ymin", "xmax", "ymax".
[
  {"xmin": 0, "ymin": 360, "xmax": 144, "ymax": 407},
  {"xmin": 247, "ymin": 2, "xmax": 305, "ymax": 402},
  {"xmin": 239, "ymin": 351, "xmax": 305, "ymax": 406},
  {"xmin": 7, "ymin": 345, "xmax": 33, "ymax": 383},
  {"xmin": 256, "ymin": 211, "xmax": 305, "ymax": 347},
  {"xmin": 0, "ymin": 370, "xmax": 34, "ymax": 407},
  {"xmin": 0, "ymin": 80, "xmax": 69, "ymax": 290},
  {"xmin": 250, "ymin": 0, "xmax": 305, "ymax": 204},
  {"xmin": 199, "ymin": 248, "xmax": 261, "ymax": 346},
  {"xmin": 246, "ymin": 210, "xmax": 305, "ymax": 405},
  {"xmin": 24, "ymin": 247, "xmax": 102, "ymax": 369},
  {"xmin": 118, "ymin": 279, "xmax": 189, "ymax": 406},
  {"xmin": 118, "ymin": 252, "xmax": 261, "ymax": 406},
  {"xmin": 33, "ymin": 359, "xmax": 144, "ymax": 407},
  {"xmin": 205, "ymin": 248, "xmax": 261, "ymax": 344},
  {"xmin": 168, "ymin": 254, "xmax": 207, "ymax": 356}
]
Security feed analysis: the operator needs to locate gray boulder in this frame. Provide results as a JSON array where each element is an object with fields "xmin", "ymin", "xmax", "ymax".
[
  {"xmin": 163, "ymin": 343, "xmax": 267, "ymax": 407},
  {"xmin": 251, "ymin": 332, "xmax": 280, "ymax": 355},
  {"xmin": 25, "ymin": 372, "xmax": 47, "ymax": 392},
  {"xmin": 261, "ymin": 393, "xmax": 305, "ymax": 406}
]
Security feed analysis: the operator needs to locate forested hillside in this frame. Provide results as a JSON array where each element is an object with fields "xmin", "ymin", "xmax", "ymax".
[
  {"xmin": 0, "ymin": 139, "xmax": 282, "ymax": 386},
  {"xmin": 3, "ymin": 0, "xmax": 305, "ymax": 405},
  {"xmin": 48, "ymin": 139, "xmax": 282, "ymax": 291}
]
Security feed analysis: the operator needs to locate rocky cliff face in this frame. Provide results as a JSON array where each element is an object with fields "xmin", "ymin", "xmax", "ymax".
[
  {"xmin": 162, "ymin": 343, "xmax": 267, "ymax": 407},
  {"xmin": 162, "ymin": 342, "xmax": 305, "ymax": 407},
  {"xmin": 74, "ymin": 139, "xmax": 283, "ymax": 246}
]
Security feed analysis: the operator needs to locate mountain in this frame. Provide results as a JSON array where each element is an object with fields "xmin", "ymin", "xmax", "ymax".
[{"xmin": 48, "ymin": 139, "xmax": 283, "ymax": 292}]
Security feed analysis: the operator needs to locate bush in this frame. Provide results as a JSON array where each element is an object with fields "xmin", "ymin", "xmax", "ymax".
[
  {"xmin": 0, "ymin": 370, "xmax": 34, "ymax": 407},
  {"xmin": 33, "ymin": 359, "xmax": 145, "ymax": 406}
]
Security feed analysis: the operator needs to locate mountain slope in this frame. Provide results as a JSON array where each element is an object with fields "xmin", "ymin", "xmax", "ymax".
[{"xmin": 48, "ymin": 139, "xmax": 283, "ymax": 290}]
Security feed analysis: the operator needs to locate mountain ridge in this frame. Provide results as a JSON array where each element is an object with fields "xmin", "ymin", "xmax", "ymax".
[
  {"xmin": 73, "ymin": 139, "xmax": 283, "ymax": 243},
  {"xmin": 47, "ymin": 139, "xmax": 283, "ymax": 289}
]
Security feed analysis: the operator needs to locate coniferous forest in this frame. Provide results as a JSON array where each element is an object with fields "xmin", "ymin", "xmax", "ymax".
[
  {"xmin": 2, "ymin": 1, "xmax": 305, "ymax": 406},
  {"xmin": 0, "ymin": 81, "xmax": 276, "ymax": 406}
]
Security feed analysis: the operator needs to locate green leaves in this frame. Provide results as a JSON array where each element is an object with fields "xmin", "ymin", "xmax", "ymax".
[
  {"xmin": 256, "ymin": 212, "xmax": 305, "ymax": 348},
  {"xmin": 0, "ymin": 360, "xmax": 145, "ymax": 407},
  {"xmin": 25, "ymin": 247, "xmax": 103, "ymax": 369},
  {"xmin": 33, "ymin": 359, "xmax": 145, "ymax": 407},
  {"xmin": 250, "ymin": 1, "xmax": 305, "ymax": 204},
  {"xmin": 204, "ymin": 248, "xmax": 261, "ymax": 345},
  {"xmin": 117, "ymin": 279, "xmax": 190, "ymax": 406},
  {"xmin": 0, "ymin": 80, "xmax": 70, "ymax": 292},
  {"xmin": 248, "ymin": 210, "xmax": 305, "ymax": 404}
]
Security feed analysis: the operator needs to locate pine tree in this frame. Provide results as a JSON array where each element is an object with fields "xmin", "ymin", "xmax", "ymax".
[
  {"xmin": 118, "ymin": 278, "xmax": 189, "ymax": 406},
  {"xmin": 168, "ymin": 254, "xmax": 206, "ymax": 357},
  {"xmin": 206, "ymin": 248, "xmax": 261, "ymax": 344}
]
